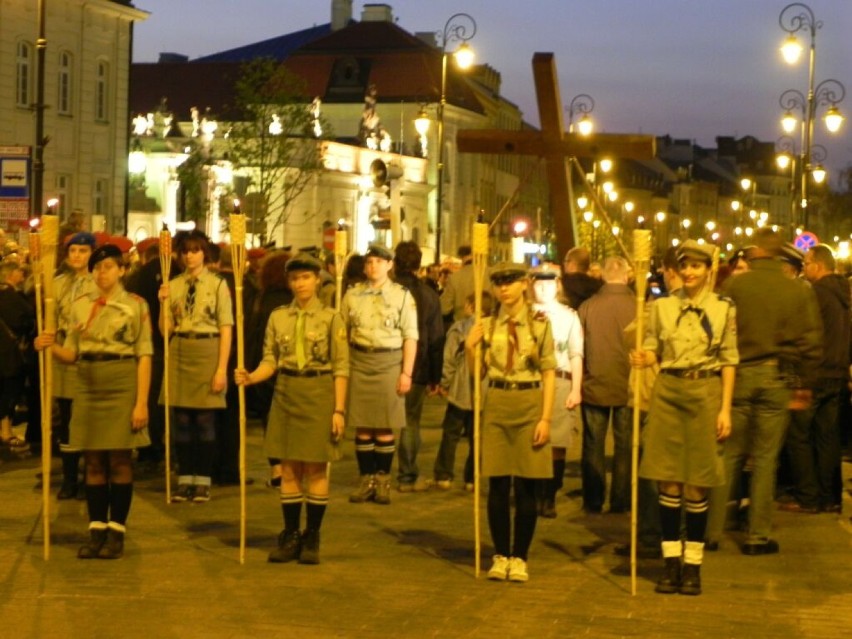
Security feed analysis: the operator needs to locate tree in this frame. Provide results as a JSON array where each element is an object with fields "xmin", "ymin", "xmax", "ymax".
[{"xmin": 226, "ymin": 58, "xmax": 330, "ymax": 245}]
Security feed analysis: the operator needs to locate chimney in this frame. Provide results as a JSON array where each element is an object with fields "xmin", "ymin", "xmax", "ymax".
[
  {"xmin": 331, "ymin": 0, "xmax": 352, "ymax": 31},
  {"xmin": 361, "ymin": 4, "xmax": 394, "ymax": 22}
]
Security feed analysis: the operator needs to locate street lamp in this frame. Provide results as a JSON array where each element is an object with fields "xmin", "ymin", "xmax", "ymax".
[
  {"xmin": 778, "ymin": 2, "xmax": 846, "ymax": 228},
  {"xmin": 566, "ymin": 94, "xmax": 595, "ymax": 136},
  {"xmin": 434, "ymin": 12, "xmax": 477, "ymax": 263}
]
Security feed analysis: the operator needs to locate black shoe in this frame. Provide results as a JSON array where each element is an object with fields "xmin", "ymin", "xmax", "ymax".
[
  {"xmin": 540, "ymin": 499, "xmax": 557, "ymax": 519},
  {"xmin": 171, "ymin": 484, "xmax": 194, "ymax": 503},
  {"xmin": 78, "ymin": 527, "xmax": 108, "ymax": 559},
  {"xmin": 679, "ymin": 563, "xmax": 701, "ymax": 595},
  {"xmin": 57, "ymin": 480, "xmax": 77, "ymax": 500},
  {"xmin": 742, "ymin": 539, "xmax": 780, "ymax": 555},
  {"xmin": 268, "ymin": 530, "xmax": 301, "ymax": 563},
  {"xmin": 98, "ymin": 527, "xmax": 125, "ymax": 559},
  {"xmin": 615, "ymin": 543, "xmax": 661, "ymax": 559},
  {"xmin": 298, "ymin": 529, "xmax": 320, "ymax": 565},
  {"xmin": 654, "ymin": 557, "xmax": 681, "ymax": 594}
]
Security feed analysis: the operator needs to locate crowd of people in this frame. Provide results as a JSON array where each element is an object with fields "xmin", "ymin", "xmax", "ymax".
[{"xmin": 0, "ymin": 223, "xmax": 850, "ymax": 594}]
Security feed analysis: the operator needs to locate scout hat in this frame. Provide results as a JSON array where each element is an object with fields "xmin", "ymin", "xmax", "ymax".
[
  {"xmin": 779, "ymin": 242, "xmax": 804, "ymax": 269},
  {"xmin": 365, "ymin": 243, "xmax": 393, "ymax": 261},
  {"xmin": 676, "ymin": 240, "xmax": 714, "ymax": 265},
  {"xmin": 88, "ymin": 244, "xmax": 124, "ymax": 271},
  {"xmin": 285, "ymin": 254, "xmax": 323, "ymax": 273},
  {"xmin": 66, "ymin": 232, "xmax": 97, "ymax": 248},
  {"xmin": 529, "ymin": 264, "xmax": 559, "ymax": 280},
  {"xmin": 489, "ymin": 262, "xmax": 528, "ymax": 285}
]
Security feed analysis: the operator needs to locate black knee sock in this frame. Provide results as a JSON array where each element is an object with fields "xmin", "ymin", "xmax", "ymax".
[
  {"xmin": 280, "ymin": 492, "xmax": 303, "ymax": 531},
  {"xmin": 85, "ymin": 483, "xmax": 110, "ymax": 523},
  {"xmin": 487, "ymin": 477, "xmax": 511, "ymax": 557},
  {"xmin": 306, "ymin": 494, "xmax": 328, "ymax": 531},
  {"xmin": 374, "ymin": 440, "xmax": 395, "ymax": 475},
  {"xmin": 109, "ymin": 482, "xmax": 133, "ymax": 525},
  {"xmin": 685, "ymin": 497, "xmax": 709, "ymax": 542},
  {"xmin": 512, "ymin": 478, "xmax": 538, "ymax": 560},
  {"xmin": 658, "ymin": 492, "xmax": 682, "ymax": 541},
  {"xmin": 552, "ymin": 458, "xmax": 566, "ymax": 494},
  {"xmin": 62, "ymin": 452, "xmax": 80, "ymax": 484},
  {"xmin": 355, "ymin": 437, "xmax": 376, "ymax": 475},
  {"xmin": 195, "ymin": 410, "xmax": 217, "ymax": 480}
]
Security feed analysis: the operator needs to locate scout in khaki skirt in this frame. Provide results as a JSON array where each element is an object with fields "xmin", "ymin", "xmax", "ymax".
[
  {"xmin": 37, "ymin": 244, "xmax": 153, "ymax": 559},
  {"xmin": 158, "ymin": 230, "xmax": 233, "ymax": 503},
  {"xmin": 466, "ymin": 263, "xmax": 556, "ymax": 583},
  {"xmin": 235, "ymin": 254, "xmax": 349, "ymax": 564},
  {"xmin": 631, "ymin": 240, "xmax": 738, "ymax": 596}
]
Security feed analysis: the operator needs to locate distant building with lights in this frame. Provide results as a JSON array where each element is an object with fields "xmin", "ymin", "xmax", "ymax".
[{"xmin": 0, "ymin": 0, "xmax": 147, "ymax": 234}]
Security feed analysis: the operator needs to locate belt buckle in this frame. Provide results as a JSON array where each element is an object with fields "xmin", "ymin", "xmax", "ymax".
[
  {"xmin": 685, "ymin": 370, "xmax": 699, "ymax": 380},
  {"xmin": 508, "ymin": 381, "xmax": 518, "ymax": 390}
]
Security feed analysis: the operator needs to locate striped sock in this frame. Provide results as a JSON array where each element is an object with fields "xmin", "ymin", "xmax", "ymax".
[
  {"xmin": 355, "ymin": 437, "xmax": 376, "ymax": 475},
  {"xmin": 658, "ymin": 492, "xmax": 683, "ymax": 544},
  {"xmin": 306, "ymin": 494, "xmax": 329, "ymax": 531},
  {"xmin": 685, "ymin": 497, "xmax": 709, "ymax": 542},
  {"xmin": 280, "ymin": 492, "xmax": 304, "ymax": 531},
  {"xmin": 374, "ymin": 441, "xmax": 396, "ymax": 475}
]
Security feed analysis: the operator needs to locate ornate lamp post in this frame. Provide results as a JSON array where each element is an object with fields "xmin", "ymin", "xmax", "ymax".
[
  {"xmin": 566, "ymin": 94, "xmax": 595, "ymax": 136},
  {"xmin": 434, "ymin": 12, "xmax": 476, "ymax": 263},
  {"xmin": 778, "ymin": 2, "xmax": 846, "ymax": 229}
]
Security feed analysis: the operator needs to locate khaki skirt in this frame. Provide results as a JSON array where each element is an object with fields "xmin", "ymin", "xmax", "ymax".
[
  {"xmin": 482, "ymin": 386, "xmax": 552, "ymax": 478},
  {"xmin": 53, "ymin": 361, "xmax": 77, "ymax": 400},
  {"xmin": 161, "ymin": 336, "xmax": 226, "ymax": 409},
  {"xmin": 348, "ymin": 350, "xmax": 405, "ymax": 430},
  {"xmin": 550, "ymin": 376, "xmax": 579, "ymax": 449},
  {"xmin": 70, "ymin": 359, "xmax": 150, "ymax": 451},
  {"xmin": 265, "ymin": 372, "xmax": 337, "ymax": 462},
  {"xmin": 639, "ymin": 373, "xmax": 724, "ymax": 487}
]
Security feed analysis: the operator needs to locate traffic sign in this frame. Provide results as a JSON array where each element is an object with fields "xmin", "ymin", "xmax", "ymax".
[{"xmin": 794, "ymin": 231, "xmax": 819, "ymax": 251}]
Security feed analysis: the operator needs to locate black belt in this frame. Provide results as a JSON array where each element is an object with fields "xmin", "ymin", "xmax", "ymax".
[
  {"xmin": 661, "ymin": 369, "xmax": 720, "ymax": 380},
  {"xmin": 350, "ymin": 343, "xmax": 401, "ymax": 354},
  {"xmin": 278, "ymin": 368, "xmax": 331, "ymax": 378},
  {"xmin": 79, "ymin": 353, "xmax": 135, "ymax": 362},
  {"xmin": 174, "ymin": 332, "xmax": 219, "ymax": 340},
  {"xmin": 489, "ymin": 380, "xmax": 541, "ymax": 391},
  {"xmin": 739, "ymin": 358, "xmax": 779, "ymax": 368},
  {"xmin": 555, "ymin": 370, "xmax": 572, "ymax": 380}
]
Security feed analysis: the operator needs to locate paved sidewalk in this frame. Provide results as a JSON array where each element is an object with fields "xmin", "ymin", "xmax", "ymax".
[{"xmin": 0, "ymin": 396, "xmax": 850, "ymax": 638}]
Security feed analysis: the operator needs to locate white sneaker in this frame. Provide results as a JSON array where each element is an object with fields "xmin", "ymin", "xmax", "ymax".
[
  {"xmin": 508, "ymin": 556, "xmax": 529, "ymax": 582},
  {"xmin": 436, "ymin": 479, "xmax": 452, "ymax": 491},
  {"xmin": 487, "ymin": 554, "xmax": 509, "ymax": 581}
]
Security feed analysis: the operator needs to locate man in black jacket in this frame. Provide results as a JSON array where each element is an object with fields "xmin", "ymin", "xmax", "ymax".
[
  {"xmin": 394, "ymin": 242, "xmax": 444, "ymax": 492},
  {"xmin": 782, "ymin": 244, "xmax": 850, "ymax": 514}
]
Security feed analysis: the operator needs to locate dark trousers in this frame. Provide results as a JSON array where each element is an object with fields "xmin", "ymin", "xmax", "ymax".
[
  {"xmin": 433, "ymin": 403, "xmax": 474, "ymax": 484},
  {"xmin": 397, "ymin": 384, "xmax": 428, "ymax": 485},
  {"xmin": 213, "ymin": 383, "xmax": 240, "ymax": 483},
  {"xmin": 580, "ymin": 403, "xmax": 632, "ymax": 512},
  {"xmin": 785, "ymin": 379, "xmax": 844, "ymax": 509},
  {"xmin": 137, "ymin": 350, "xmax": 165, "ymax": 464}
]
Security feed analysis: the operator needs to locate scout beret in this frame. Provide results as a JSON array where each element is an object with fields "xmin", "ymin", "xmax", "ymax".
[
  {"xmin": 779, "ymin": 242, "xmax": 804, "ymax": 268},
  {"xmin": 365, "ymin": 243, "xmax": 393, "ymax": 261},
  {"xmin": 676, "ymin": 240, "xmax": 714, "ymax": 265},
  {"xmin": 66, "ymin": 232, "xmax": 97, "ymax": 248},
  {"xmin": 88, "ymin": 244, "xmax": 124, "ymax": 271},
  {"xmin": 135, "ymin": 237, "xmax": 159, "ymax": 254},
  {"xmin": 285, "ymin": 254, "xmax": 323, "ymax": 273},
  {"xmin": 489, "ymin": 262, "xmax": 528, "ymax": 284}
]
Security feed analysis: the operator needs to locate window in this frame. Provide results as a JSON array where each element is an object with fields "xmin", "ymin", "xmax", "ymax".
[
  {"xmin": 16, "ymin": 41, "xmax": 32, "ymax": 108},
  {"xmin": 95, "ymin": 61, "xmax": 109, "ymax": 122},
  {"xmin": 58, "ymin": 51, "xmax": 72, "ymax": 115},
  {"xmin": 56, "ymin": 174, "xmax": 71, "ymax": 218},
  {"xmin": 94, "ymin": 179, "xmax": 109, "ymax": 217}
]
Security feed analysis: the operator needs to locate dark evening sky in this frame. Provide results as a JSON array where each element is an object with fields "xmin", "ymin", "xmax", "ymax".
[{"xmin": 132, "ymin": 0, "xmax": 852, "ymax": 184}]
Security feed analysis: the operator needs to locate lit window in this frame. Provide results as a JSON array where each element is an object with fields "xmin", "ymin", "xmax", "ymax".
[{"xmin": 16, "ymin": 41, "xmax": 32, "ymax": 108}]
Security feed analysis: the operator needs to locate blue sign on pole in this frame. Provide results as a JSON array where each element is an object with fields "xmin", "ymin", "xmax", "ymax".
[{"xmin": 0, "ymin": 146, "xmax": 31, "ymax": 230}]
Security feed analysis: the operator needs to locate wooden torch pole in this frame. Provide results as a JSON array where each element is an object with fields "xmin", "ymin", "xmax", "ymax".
[
  {"xmin": 29, "ymin": 233, "xmax": 46, "ymax": 440},
  {"xmin": 229, "ymin": 202, "xmax": 248, "ymax": 564},
  {"xmin": 159, "ymin": 224, "xmax": 173, "ymax": 503},
  {"xmin": 630, "ymin": 229, "xmax": 652, "ymax": 595},
  {"xmin": 334, "ymin": 223, "xmax": 348, "ymax": 312},
  {"xmin": 39, "ymin": 212, "xmax": 59, "ymax": 560},
  {"xmin": 471, "ymin": 215, "xmax": 489, "ymax": 578}
]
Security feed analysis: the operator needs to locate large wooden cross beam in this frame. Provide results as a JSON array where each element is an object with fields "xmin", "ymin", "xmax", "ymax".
[{"xmin": 457, "ymin": 52, "xmax": 656, "ymax": 261}]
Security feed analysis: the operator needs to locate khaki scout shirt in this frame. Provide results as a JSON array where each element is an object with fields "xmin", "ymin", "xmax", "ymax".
[
  {"xmin": 167, "ymin": 268, "xmax": 233, "ymax": 334},
  {"xmin": 66, "ymin": 288, "xmax": 154, "ymax": 358},
  {"xmin": 643, "ymin": 289, "xmax": 739, "ymax": 371},
  {"xmin": 483, "ymin": 306, "xmax": 556, "ymax": 382},
  {"xmin": 55, "ymin": 272, "xmax": 97, "ymax": 344},
  {"xmin": 260, "ymin": 298, "xmax": 349, "ymax": 377},
  {"xmin": 340, "ymin": 279, "xmax": 418, "ymax": 349},
  {"xmin": 534, "ymin": 300, "xmax": 583, "ymax": 372}
]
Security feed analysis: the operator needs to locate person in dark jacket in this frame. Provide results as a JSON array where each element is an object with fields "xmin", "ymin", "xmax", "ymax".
[
  {"xmin": 782, "ymin": 244, "xmax": 850, "ymax": 514},
  {"xmin": 394, "ymin": 241, "xmax": 444, "ymax": 491},
  {"xmin": 0, "ymin": 261, "xmax": 34, "ymax": 451},
  {"xmin": 562, "ymin": 247, "xmax": 603, "ymax": 310}
]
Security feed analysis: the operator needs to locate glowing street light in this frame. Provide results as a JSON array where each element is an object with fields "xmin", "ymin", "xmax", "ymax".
[{"xmin": 566, "ymin": 94, "xmax": 595, "ymax": 136}]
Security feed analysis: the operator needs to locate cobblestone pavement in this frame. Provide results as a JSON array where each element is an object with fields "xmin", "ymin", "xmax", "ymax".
[{"xmin": 1, "ymin": 396, "xmax": 850, "ymax": 638}]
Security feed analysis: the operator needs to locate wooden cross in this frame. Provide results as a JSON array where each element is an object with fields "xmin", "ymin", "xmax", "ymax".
[{"xmin": 457, "ymin": 52, "xmax": 656, "ymax": 261}]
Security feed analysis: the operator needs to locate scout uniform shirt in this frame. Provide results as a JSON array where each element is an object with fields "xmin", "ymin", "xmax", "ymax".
[
  {"xmin": 65, "ymin": 288, "xmax": 154, "ymax": 359},
  {"xmin": 340, "ymin": 279, "xmax": 418, "ymax": 348},
  {"xmin": 261, "ymin": 297, "xmax": 349, "ymax": 376},
  {"xmin": 166, "ymin": 267, "xmax": 234, "ymax": 333},
  {"xmin": 534, "ymin": 300, "xmax": 583, "ymax": 373},
  {"xmin": 643, "ymin": 288, "xmax": 739, "ymax": 371},
  {"xmin": 483, "ymin": 307, "xmax": 557, "ymax": 382},
  {"xmin": 53, "ymin": 271, "xmax": 98, "ymax": 397}
]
